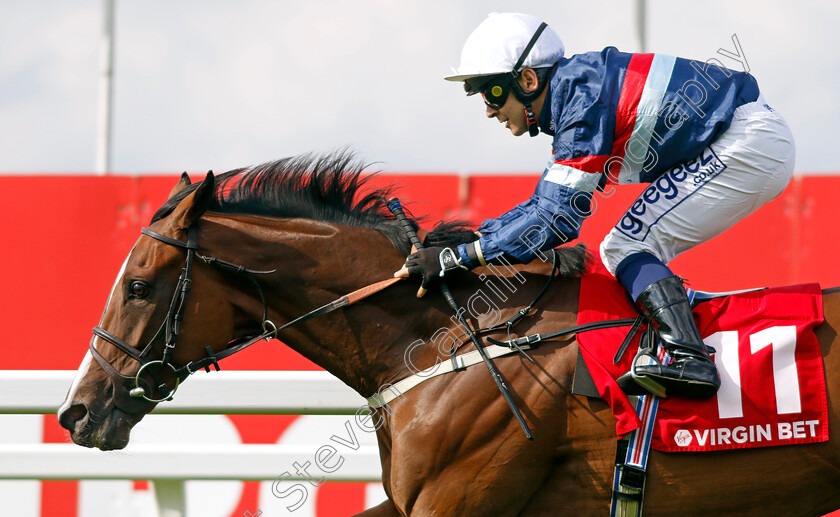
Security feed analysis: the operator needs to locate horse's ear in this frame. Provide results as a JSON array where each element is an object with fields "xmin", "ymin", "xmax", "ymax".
[
  {"xmin": 169, "ymin": 171, "xmax": 215, "ymax": 229},
  {"xmin": 168, "ymin": 172, "xmax": 192, "ymax": 199}
]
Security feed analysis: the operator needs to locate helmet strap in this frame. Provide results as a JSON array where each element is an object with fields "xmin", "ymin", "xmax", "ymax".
[{"xmin": 524, "ymin": 104, "xmax": 539, "ymax": 137}]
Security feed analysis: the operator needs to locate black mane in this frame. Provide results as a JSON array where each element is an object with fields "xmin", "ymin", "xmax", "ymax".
[
  {"xmin": 151, "ymin": 151, "xmax": 416, "ymax": 253},
  {"xmin": 151, "ymin": 150, "xmax": 587, "ymax": 274}
]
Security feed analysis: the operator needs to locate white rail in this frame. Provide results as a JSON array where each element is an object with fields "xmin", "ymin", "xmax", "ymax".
[
  {"xmin": 0, "ymin": 370, "xmax": 383, "ymax": 517},
  {"xmin": 0, "ymin": 443, "xmax": 382, "ymax": 481},
  {"xmin": 0, "ymin": 369, "xmax": 368, "ymax": 414}
]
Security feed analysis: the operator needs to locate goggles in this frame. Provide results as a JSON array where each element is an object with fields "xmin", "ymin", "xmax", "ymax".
[
  {"xmin": 464, "ymin": 74, "xmax": 514, "ymax": 110},
  {"xmin": 461, "ymin": 22, "xmax": 550, "ymax": 110}
]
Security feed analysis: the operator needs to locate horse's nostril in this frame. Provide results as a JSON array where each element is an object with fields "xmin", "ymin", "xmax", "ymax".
[{"xmin": 58, "ymin": 404, "xmax": 88, "ymax": 431}]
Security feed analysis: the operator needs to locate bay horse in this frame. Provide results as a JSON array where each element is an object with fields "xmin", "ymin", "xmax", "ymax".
[{"xmin": 58, "ymin": 152, "xmax": 840, "ymax": 516}]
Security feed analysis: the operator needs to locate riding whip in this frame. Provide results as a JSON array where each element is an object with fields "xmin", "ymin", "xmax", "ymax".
[{"xmin": 387, "ymin": 198, "xmax": 534, "ymax": 440}]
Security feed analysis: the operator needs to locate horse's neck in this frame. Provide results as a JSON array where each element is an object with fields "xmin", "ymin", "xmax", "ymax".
[
  {"xmin": 203, "ymin": 214, "xmax": 452, "ymax": 396},
  {"xmin": 270, "ymin": 228, "xmax": 458, "ymax": 396}
]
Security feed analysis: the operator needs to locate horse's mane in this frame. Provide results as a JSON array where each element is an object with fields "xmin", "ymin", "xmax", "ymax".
[{"xmin": 150, "ymin": 150, "xmax": 587, "ymax": 276}]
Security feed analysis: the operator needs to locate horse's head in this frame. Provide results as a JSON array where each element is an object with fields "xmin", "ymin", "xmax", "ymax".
[{"xmin": 57, "ymin": 172, "xmax": 230, "ymax": 450}]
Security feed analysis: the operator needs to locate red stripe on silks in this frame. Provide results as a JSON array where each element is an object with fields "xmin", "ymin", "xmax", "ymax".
[
  {"xmin": 553, "ymin": 53, "xmax": 654, "ymax": 183},
  {"xmin": 555, "ymin": 154, "xmax": 611, "ymax": 174},
  {"xmin": 614, "ymin": 53, "xmax": 654, "ymax": 143},
  {"xmin": 608, "ymin": 53, "xmax": 654, "ymax": 178},
  {"xmin": 41, "ymin": 415, "xmax": 79, "ymax": 517}
]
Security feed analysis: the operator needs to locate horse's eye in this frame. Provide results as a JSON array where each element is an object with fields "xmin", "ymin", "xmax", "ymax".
[{"xmin": 129, "ymin": 281, "xmax": 150, "ymax": 299}]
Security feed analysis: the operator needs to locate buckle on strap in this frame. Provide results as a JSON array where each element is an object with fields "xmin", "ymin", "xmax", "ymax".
[
  {"xmin": 203, "ymin": 346, "xmax": 221, "ymax": 373},
  {"xmin": 450, "ymin": 353, "xmax": 466, "ymax": 371},
  {"xmin": 613, "ymin": 488, "xmax": 644, "ymax": 503},
  {"xmin": 618, "ymin": 464, "xmax": 646, "ymax": 492}
]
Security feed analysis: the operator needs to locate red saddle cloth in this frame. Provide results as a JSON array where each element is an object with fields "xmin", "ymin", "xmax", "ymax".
[{"xmin": 576, "ymin": 259, "xmax": 828, "ymax": 452}]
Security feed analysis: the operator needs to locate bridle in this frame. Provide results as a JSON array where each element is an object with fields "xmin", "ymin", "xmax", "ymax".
[
  {"xmin": 89, "ymin": 224, "xmax": 400, "ymax": 414},
  {"xmin": 89, "ymin": 225, "xmax": 279, "ymax": 413}
]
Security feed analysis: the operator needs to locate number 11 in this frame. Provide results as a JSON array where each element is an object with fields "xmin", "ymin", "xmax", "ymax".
[{"xmin": 707, "ymin": 325, "xmax": 800, "ymax": 420}]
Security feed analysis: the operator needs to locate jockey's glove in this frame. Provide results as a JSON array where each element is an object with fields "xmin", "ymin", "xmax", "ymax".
[{"xmin": 394, "ymin": 246, "xmax": 470, "ymax": 298}]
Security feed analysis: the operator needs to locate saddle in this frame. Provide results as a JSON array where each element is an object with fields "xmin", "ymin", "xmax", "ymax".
[{"xmin": 571, "ymin": 258, "xmax": 828, "ymax": 451}]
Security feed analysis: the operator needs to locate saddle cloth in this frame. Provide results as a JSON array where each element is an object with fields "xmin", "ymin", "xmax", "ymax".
[{"xmin": 576, "ymin": 259, "xmax": 828, "ymax": 452}]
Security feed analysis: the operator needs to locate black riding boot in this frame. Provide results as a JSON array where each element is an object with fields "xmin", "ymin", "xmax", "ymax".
[{"xmin": 631, "ymin": 276, "xmax": 720, "ymax": 398}]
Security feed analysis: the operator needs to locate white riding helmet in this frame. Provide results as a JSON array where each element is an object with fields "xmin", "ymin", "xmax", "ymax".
[{"xmin": 445, "ymin": 12, "xmax": 565, "ymax": 83}]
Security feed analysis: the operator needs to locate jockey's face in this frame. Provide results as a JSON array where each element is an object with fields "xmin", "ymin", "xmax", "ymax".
[
  {"xmin": 483, "ymin": 68, "xmax": 545, "ymax": 137},
  {"xmin": 486, "ymin": 93, "xmax": 528, "ymax": 136}
]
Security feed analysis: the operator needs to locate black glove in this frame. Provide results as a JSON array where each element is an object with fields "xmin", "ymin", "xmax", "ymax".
[{"xmin": 395, "ymin": 246, "xmax": 468, "ymax": 296}]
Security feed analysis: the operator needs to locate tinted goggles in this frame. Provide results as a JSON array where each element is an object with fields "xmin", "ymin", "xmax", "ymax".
[{"xmin": 464, "ymin": 74, "xmax": 514, "ymax": 110}]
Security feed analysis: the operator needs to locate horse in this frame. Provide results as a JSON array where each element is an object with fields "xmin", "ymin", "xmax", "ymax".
[{"xmin": 58, "ymin": 152, "xmax": 840, "ymax": 516}]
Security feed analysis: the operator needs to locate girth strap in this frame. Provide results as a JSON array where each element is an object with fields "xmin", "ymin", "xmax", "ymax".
[
  {"xmin": 366, "ymin": 340, "xmax": 539, "ymax": 409},
  {"xmin": 610, "ymin": 394, "xmax": 660, "ymax": 517},
  {"xmin": 368, "ymin": 316, "xmax": 642, "ymax": 408}
]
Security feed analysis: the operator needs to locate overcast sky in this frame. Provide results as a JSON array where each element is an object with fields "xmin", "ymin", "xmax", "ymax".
[{"xmin": 2, "ymin": 0, "xmax": 838, "ymax": 175}]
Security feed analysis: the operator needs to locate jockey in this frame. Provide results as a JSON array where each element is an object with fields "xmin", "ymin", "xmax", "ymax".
[{"xmin": 395, "ymin": 12, "xmax": 795, "ymax": 399}]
